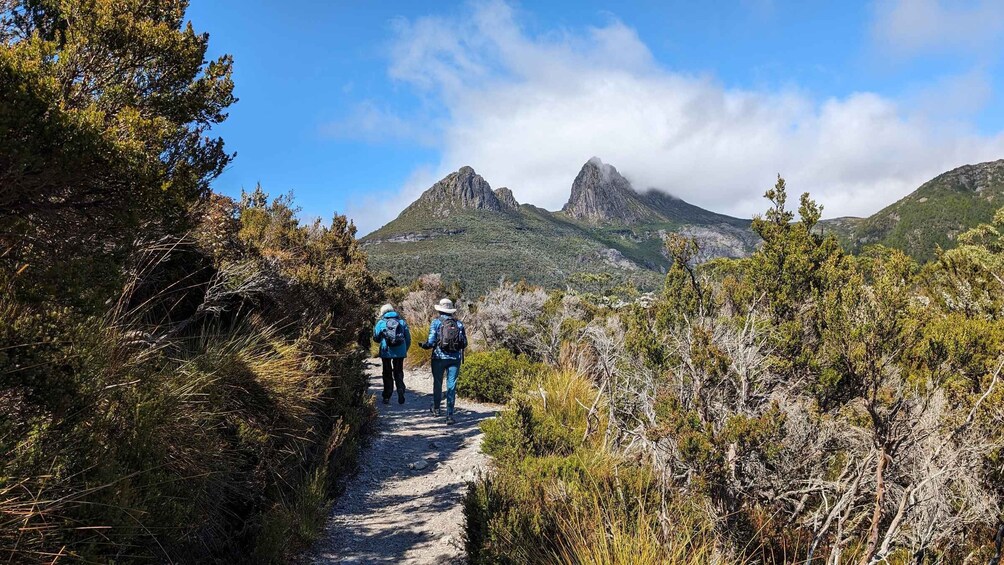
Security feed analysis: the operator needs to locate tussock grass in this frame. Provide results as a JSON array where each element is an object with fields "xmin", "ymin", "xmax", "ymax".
[
  {"xmin": 1, "ymin": 190, "xmax": 382, "ymax": 563},
  {"xmin": 465, "ymin": 369, "xmax": 726, "ymax": 564},
  {"xmin": 405, "ymin": 324, "xmax": 433, "ymax": 368}
]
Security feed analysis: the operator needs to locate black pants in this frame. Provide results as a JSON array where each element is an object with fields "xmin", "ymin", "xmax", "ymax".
[{"xmin": 381, "ymin": 357, "xmax": 405, "ymax": 400}]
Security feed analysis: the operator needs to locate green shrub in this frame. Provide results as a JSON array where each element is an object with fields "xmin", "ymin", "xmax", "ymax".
[
  {"xmin": 456, "ymin": 349, "xmax": 545, "ymax": 403},
  {"xmin": 0, "ymin": 2, "xmax": 385, "ymax": 562},
  {"xmin": 0, "ymin": 191, "xmax": 382, "ymax": 563},
  {"xmin": 464, "ymin": 371, "xmax": 718, "ymax": 564}
]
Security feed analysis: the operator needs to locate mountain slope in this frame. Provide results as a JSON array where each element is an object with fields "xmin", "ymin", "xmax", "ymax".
[
  {"xmin": 363, "ymin": 160, "xmax": 758, "ymax": 295},
  {"xmin": 819, "ymin": 160, "xmax": 1004, "ymax": 262}
]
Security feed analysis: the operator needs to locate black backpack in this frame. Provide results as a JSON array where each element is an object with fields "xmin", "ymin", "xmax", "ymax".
[
  {"xmin": 437, "ymin": 318, "xmax": 465, "ymax": 352},
  {"xmin": 382, "ymin": 318, "xmax": 404, "ymax": 346}
]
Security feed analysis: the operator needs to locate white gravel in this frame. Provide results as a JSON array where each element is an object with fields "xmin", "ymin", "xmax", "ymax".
[{"xmin": 307, "ymin": 361, "xmax": 498, "ymax": 564}]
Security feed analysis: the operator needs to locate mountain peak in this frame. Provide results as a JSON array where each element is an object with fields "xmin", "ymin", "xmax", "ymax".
[
  {"xmin": 402, "ymin": 166, "xmax": 506, "ymax": 218},
  {"xmin": 922, "ymin": 159, "xmax": 1004, "ymax": 195},
  {"xmin": 494, "ymin": 186, "xmax": 519, "ymax": 210},
  {"xmin": 562, "ymin": 158, "xmax": 654, "ymax": 224}
]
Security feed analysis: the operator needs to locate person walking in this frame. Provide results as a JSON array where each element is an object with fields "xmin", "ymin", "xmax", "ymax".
[
  {"xmin": 373, "ymin": 303, "xmax": 411, "ymax": 405},
  {"xmin": 419, "ymin": 298, "xmax": 468, "ymax": 424}
]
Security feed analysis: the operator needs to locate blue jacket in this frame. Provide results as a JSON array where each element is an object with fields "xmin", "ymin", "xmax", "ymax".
[
  {"xmin": 424, "ymin": 314, "xmax": 468, "ymax": 361},
  {"xmin": 373, "ymin": 312, "xmax": 411, "ymax": 359}
]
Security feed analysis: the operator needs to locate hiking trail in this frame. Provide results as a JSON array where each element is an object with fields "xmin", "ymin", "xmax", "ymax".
[{"xmin": 307, "ymin": 361, "xmax": 497, "ymax": 564}]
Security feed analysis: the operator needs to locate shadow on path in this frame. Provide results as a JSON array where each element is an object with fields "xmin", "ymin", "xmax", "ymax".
[{"xmin": 309, "ymin": 361, "xmax": 498, "ymax": 564}]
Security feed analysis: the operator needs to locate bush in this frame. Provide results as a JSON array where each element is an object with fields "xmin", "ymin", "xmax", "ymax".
[
  {"xmin": 0, "ymin": 191, "xmax": 383, "ymax": 563},
  {"xmin": 464, "ymin": 370, "xmax": 720, "ymax": 564},
  {"xmin": 456, "ymin": 349, "xmax": 545, "ymax": 404}
]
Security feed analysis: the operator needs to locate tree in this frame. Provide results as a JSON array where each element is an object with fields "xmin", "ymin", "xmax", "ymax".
[{"xmin": 1, "ymin": 0, "xmax": 235, "ymax": 306}]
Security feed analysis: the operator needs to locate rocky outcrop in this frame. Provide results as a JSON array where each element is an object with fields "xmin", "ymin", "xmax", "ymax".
[
  {"xmin": 675, "ymin": 225, "xmax": 761, "ymax": 262},
  {"xmin": 493, "ymin": 187, "xmax": 519, "ymax": 210},
  {"xmin": 402, "ymin": 166, "xmax": 505, "ymax": 218},
  {"xmin": 927, "ymin": 159, "xmax": 1004, "ymax": 194},
  {"xmin": 562, "ymin": 158, "xmax": 657, "ymax": 224}
]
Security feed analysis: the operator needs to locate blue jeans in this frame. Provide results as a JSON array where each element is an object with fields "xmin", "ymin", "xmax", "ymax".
[{"xmin": 431, "ymin": 359, "xmax": 460, "ymax": 416}]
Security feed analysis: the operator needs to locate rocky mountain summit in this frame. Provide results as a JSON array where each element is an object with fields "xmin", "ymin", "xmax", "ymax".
[
  {"xmin": 562, "ymin": 157, "xmax": 657, "ymax": 224},
  {"xmin": 932, "ymin": 159, "xmax": 1004, "ymax": 194},
  {"xmin": 493, "ymin": 186, "xmax": 519, "ymax": 210},
  {"xmin": 362, "ymin": 159, "xmax": 760, "ymax": 295},
  {"xmin": 401, "ymin": 166, "xmax": 508, "ymax": 217}
]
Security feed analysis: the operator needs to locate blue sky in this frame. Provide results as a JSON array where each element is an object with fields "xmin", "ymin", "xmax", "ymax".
[{"xmin": 185, "ymin": 0, "xmax": 1004, "ymax": 234}]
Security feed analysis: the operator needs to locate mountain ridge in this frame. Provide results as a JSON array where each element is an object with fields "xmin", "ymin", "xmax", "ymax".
[
  {"xmin": 363, "ymin": 159, "xmax": 758, "ymax": 294},
  {"xmin": 819, "ymin": 159, "xmax": 1004, "ymax": 261}
]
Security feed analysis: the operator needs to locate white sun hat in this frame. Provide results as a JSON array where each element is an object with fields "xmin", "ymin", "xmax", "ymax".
[
  {"xmin": 434, "ymin": 298, "xmax": 457, "ymax": 314},
  {"xmin": 379, "ymin": 303, "xmax": 394, "ymax": 316}
]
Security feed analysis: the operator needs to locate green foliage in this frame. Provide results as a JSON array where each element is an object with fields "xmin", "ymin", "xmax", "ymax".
[
  {"xmin": 619, "ymin": 176, "xmax": 1004, "ymax": 560},
  {"xmin": 456, "ymin": 349, "xmax": 545, "ymax": 404},
  {"xmin": 1, "ymin": 18, "xmax": 382, "ymax": 553},
  {"xmin": 824, "ymin": 161, "xmax": 1004, "ymax": 263},
  {"xmin": 465, "ymin": 370, "xmax": 720, "ymax": 564},
  {"xmin": 1, "ymin": 187, "xmax": 383, "ymax": 562},
  {"xmin": 1, "ymin": 0, "xmax": 235, "ymax": 309},
  {"xmin": 406, "ymin": 324, "xmax": 433, "ymax": 368}
]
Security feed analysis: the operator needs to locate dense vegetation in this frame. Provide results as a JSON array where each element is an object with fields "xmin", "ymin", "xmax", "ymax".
[
  {"xmin": 464, "ymin": 178, "xmax": 1004, "ymax": 563},
  {"xmin": 364, "ymin": 205, "xmax": 667, "ymax": 297},
  {"xmin": 1, "ymin": 2, "xmax": 381, "ymax": 562},
  {"xmin": 455, "ymin": 349, "xmax": 544, "ymax": 404},
  {"xmin": 821, "ymin": 159, "xmax": 1004, "ymax": 263}
]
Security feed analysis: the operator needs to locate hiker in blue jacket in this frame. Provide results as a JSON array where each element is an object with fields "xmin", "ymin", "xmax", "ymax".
[
  {"xmin": 373, "ymin": 304, "xmax": 411, "ymax": 405},
  {"xmin": 419, "ymin": 298, "xmax": 468, "ymax": 425}
]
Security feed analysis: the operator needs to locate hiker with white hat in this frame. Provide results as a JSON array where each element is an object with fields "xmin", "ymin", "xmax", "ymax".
[
  {"xmin": 373, "ymin": 303, "xmax": 411, "ymax": 405},
  {"xmin": 419, "ymin": 298, "xmax": 468, "ymax": 424}
]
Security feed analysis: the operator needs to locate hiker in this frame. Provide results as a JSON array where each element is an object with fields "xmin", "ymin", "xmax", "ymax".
[
  {"xmin": 373, "ymin": 303, "xmax": 411, "ymax": 405},
  {"xmin": 419, "ymin": 298, "xmax": 468, "ymax": 424}
]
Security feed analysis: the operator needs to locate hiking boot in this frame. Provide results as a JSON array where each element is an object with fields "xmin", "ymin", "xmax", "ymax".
[
  {"xmin": 382, "ymin": 397, "xmax": 390, "ymax": 405},
  {"xmin": 446, "ymin": 415, "xmax": 456, "ymax": 425},
  {"xmin": 430, "ymin": 406, "xmax": 441, "ymax": 417},
  {"xmin": 398, "ymin": 393, "xmax": 406, "ymax": 405}
]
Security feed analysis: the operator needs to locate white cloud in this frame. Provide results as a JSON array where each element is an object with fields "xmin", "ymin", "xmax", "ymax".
[
  {"xmin": 348, "ymin": 0, "xmax": 1004, "ymax": 233},
  {"xmin": 872, "ymin": 0, "xmax": 1004, "ymax": 57}
]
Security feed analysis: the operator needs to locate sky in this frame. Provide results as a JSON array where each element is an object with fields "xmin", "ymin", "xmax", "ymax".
[{"xmin": 185, "ymin": 0, "xmax": 1004, "ymax": 235}]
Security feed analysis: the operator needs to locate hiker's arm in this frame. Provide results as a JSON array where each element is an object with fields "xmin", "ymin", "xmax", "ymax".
[
  {"xmin": 421, "ymin": 320, "xmax": 438, "ymax": 349},
  {"xmin": 404, "ymin": 321, "xmax": 412, "ymax": 350},
  {"xmin": 372, "ymin": 320, "xmax": 383, "ymax": 343}
]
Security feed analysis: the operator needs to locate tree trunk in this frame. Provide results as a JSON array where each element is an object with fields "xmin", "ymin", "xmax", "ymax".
[{"xmin": 860, "ymin": 446, "xmax": 887, "ymax": 564}]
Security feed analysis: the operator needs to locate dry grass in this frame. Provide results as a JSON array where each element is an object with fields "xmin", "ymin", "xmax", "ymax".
[{"xmin": 405, "ymin": 324, "xmax": 433, "ymax": 368}]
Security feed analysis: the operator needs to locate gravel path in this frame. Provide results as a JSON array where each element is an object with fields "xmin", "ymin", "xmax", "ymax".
[{"xmin": 308, "ymin": 361, "xmax": 497, "ymax": 564}]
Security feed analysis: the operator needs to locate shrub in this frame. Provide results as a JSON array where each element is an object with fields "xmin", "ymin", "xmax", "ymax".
[
  {"xmin": 464, "ymin": 370, "xmax": 721, "ymax": 564},
  {"xmin": 0, "ymin": 191, "xmax": 382, "ymax": 563},
  {"xmin": 456, "ymin": 349, "xmax": 545, "ymax": 404}
]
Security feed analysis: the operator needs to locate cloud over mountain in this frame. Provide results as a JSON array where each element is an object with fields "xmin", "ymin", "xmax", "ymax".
[{"xmin": 348, "ymin": 0, "xmax": 1004, "ymax": 234}]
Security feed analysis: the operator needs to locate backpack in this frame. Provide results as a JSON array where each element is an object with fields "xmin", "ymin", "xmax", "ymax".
[
  {"xmin": 437, "ymin": 318, "xmax": 465, "ymax": 352},
  {"xmin": 382, "ymin": 318, "xmax": 404, "ymax": 347}
]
